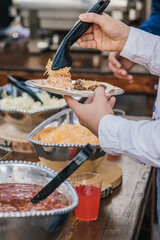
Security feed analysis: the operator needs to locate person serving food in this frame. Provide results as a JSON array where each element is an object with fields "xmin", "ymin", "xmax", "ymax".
[{"xmin": 64, "ymin": 12, "xmax": 160, "ymax": 232}]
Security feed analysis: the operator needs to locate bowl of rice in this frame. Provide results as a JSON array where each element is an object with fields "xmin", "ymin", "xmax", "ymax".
[{"xmin": 0, "ymin": 84, "xmax": 67, "ymax": 132}]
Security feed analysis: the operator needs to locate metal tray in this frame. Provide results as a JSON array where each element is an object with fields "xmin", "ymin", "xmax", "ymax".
[
  {"xmin": 0, "ymin": 84, "xmax": 67, "ymax": 132},
  {"xmin": 0, "ymin": 160, "xmax": 78, "ymax": 240},
  {"xmin": 27, "ymin": 108, "xmax": 104, "ymax": 162}
]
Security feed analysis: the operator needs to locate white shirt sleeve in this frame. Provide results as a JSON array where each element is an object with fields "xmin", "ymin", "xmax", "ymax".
[
  {"xmin": 99, "ymin": 115, "xmax": 160, "ymax": 167},
  {"xmin": 120, "ymin": 27, "xmax": 160, "ymax": 76},
  {"xmin": 98, "ymin": 27, "xmax": 160, "ymax": 167}
]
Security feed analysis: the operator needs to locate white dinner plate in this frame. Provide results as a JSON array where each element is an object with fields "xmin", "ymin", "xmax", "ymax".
[{"xmin": 26, "ymin": 79, "xmax": 124, "ymax": 97}]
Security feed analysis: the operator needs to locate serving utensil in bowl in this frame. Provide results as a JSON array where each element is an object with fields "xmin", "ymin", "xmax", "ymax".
[
  {"xmin": 0, "ymin": 161, "xmax": 78, "ymax": 240},
  {"xmin": 31, "ymin": 144, "xmax": 94, "ymax": 203},
  {"xmin": 7, "ymin": 75, "xmax": 43, "ymax": 104}
]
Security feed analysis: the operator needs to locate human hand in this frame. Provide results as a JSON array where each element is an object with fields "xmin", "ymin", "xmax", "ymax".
[
  {"xmin": 64, "ymin": 87, "xmax": 116, "ymax": 137},
  {"xmin": 108, "ymin": 52, "xmax": 134, "ymax": 83},
  {"xmin": 76, "ymin": 13, "xmax": 130, "ymax": 53}
]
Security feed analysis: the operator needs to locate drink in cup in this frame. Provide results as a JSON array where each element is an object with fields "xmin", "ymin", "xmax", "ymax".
[{"xmin": 71, "ymin": 172, "xmax": 102, "ymax": 221}]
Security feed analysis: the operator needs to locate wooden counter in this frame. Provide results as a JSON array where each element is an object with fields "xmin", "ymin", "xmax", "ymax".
[
  {"xmin": 60, "ymin": 156, "xmax": 155, "ymax": 240},
  {"xmin": 0, "ymin": 146, "xmax": 156, "ymax": 240}
]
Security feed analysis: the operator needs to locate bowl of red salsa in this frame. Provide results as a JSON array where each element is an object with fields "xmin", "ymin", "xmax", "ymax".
[{"xmin": 0, "ymin": 161, "xmax": 78, "ymax": 240}]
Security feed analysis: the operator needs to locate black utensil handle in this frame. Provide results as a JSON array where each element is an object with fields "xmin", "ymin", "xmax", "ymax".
[
  {"xmin": 14, "ymin": 76, "xmax": 28, "ymax": 82},
  {"xmin": 31, "ymin": 144, "xmax": 94, "ymax": 203},
  {"xmin": 8, "ymin": 75, "xmax": 27, "ymax": 93},
  {"xmin": 51, "ymin": 0, "xmax": 110, "ymax": 70},
  {"xmin": 7, "ymin": 75, "xmax": 43, "ymax": 104},
  {"xmin": 65, "ymin": 0, "xmax": 110, "ymax": 46}
]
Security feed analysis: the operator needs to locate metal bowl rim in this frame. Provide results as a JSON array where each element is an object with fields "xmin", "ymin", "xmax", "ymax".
[
  {"xmin": 27, "ymin": 108, "xmax": 100, "ymax": 148},
  {"xmin": 0, "ymin": 160, "xmax": 78, "ymax": 218},
  {"xmin": 0, "ymin": 104, "xmax": 67, "ymax": 115}
]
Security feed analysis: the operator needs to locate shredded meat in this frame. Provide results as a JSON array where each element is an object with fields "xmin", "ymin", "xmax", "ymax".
[
  {"xmin": 73, "ymin": 79, "xmax": 107, "ymax": 91},
  {"xmin": 44, "ymin": 59, "xmax": 73, "ymax": 90}
]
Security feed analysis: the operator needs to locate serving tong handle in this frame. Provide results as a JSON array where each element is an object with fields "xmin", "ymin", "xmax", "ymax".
[
  {"xmin": 31, "ymin": 144, "xmax": 94, "ymax": 203},
  {"xmin": 66, "ymin": 0, "xmax": 110, "ymax": 45},
  {"xmin": 7, "ymin": 75, "xmax": 43, "ymax": 104},
  {"xmin": 51, "ymin": 0, "xmax": 110, "ymax": 70}
]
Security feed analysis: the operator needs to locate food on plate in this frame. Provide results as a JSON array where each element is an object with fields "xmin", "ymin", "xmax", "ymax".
[
  {"xmin": 73, "ymin": 79, "xmax": 106, "ymax": 91},
  {"xmin": 44, "ymin": 59, "xmax": 73, "ymax": 90},
  {"xmin": 33, "ymin": 124, "xmax": 99, "ymax": 145},
  {"xmin": 44, "ymin": 59, "xmax": 106, "ymax": 92},
  {"xmin": 0, "ymin": 91, "xmax": 66, "ymax": 111},
  {"xmin": 0, "ymin": 183, "xmax": 69, "ymax": 212}
]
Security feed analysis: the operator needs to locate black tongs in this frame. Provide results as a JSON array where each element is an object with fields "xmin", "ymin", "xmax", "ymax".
[
  {"xmin": 31, "ymin": 144, "xmax": 94, "ymax": 203},
  {"xmin": 51, "ymin": 0, "xmax": 110, "ymax": 70},
  {"xmin": 7, "ymin": 75, "xmax": 43, "ymax": 104}
]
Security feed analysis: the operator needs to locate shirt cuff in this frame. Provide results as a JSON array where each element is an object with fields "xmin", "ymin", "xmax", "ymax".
[
  {"xmin": 98, "ymin": 114, "xmax": 127, "ymax": 154},
  {"xmin": 98, "ymin": 114, "xmax": 146, "ymax": 165}
]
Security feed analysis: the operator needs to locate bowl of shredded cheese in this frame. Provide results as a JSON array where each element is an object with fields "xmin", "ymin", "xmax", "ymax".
[
  {"xmin": 0, "ymin": 84, "xmax": 67, "ymax": 132},
  {"xmin": 27, "ymin": 108, "xmax": 104, "ymax": 173}
]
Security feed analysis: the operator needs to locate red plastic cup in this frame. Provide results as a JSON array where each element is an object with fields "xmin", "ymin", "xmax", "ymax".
[{"xmin": 71, "ymin": 172, "xmax": 102, "ymax": 221}]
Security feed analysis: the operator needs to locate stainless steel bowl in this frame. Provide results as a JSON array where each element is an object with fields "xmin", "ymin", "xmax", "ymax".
[
  {"xmin": 27, "ymin": 108, "xmax": 104, "ymax": 173},
  {"xmin": 0, "ymin": 161, "xmax": 78, "ymax": 240},
  {"xmin": 0, "ymin": 84, "xmax": 67, "ymax": 132}
]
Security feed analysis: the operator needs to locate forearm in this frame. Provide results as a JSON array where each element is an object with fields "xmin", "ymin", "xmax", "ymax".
[{"xmin": 99, "ymin": 115, "xmax": 160, "ymax": 167}]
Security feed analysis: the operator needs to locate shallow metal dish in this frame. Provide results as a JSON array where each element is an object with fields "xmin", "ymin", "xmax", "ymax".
[
  {"xmin": 0, "ymin": 161, "xmax": 78, "ymax": 240},
  {"xmin": 0, "ymin": 84, "xmax": 67, "ymax": 132},
  {"xmin": 27, "ymin": 109, "xmax": 104, "ymax": 173}
]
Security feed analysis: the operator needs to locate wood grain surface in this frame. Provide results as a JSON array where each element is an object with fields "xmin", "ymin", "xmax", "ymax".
[
  {"xmin": 39, "ymin": 156, "xmax": 122, "ymax": 199},
  {"xmin": 0, "ymin": 149, "xmax": 155, "ymax": 240},
  {"xmin": 0, "ymin": 120, "xmax": 34, "ymax": 153},
  {"xmin": 59, "ymin": 155, "xmax": 154, "ymax": 240}
]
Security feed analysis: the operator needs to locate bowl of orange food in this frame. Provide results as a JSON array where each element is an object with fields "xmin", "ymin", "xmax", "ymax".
[
  {"xmin": 27, "ymin": 109, "xmax": 104, "ymax": 173},
  {"xmin": 0, "ymin": 160, "xmax": 78, "ymax": 240}
]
